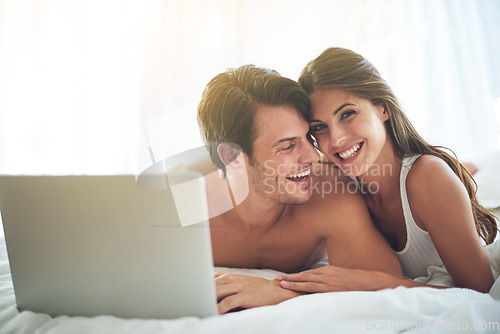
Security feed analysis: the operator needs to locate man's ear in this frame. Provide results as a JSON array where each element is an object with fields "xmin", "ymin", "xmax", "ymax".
[{"xmin": 217, "ymin": 143, "xmax": 242, "ymax": 168}]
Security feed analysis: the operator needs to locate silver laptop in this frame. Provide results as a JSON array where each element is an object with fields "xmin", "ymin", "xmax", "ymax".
[{"xmin": 0, "ymin": 172, "xmax": 217, "ymax": 319}]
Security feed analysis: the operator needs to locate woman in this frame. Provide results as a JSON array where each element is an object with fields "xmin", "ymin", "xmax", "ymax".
[{"xmin": 275, "ymin": 47, "xmax": 497, "ymax": 293}]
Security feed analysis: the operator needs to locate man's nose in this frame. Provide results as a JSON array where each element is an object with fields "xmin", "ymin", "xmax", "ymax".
[{"xmin": 299, "ymin": 140, "xmax": 320, "ymax": 165}]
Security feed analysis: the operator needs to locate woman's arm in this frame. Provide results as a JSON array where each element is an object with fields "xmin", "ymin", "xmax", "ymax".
[
  {"xmin": 406, "ymin": 155, "xmax": 494, "ymax": 293},
  {"xmin": 274, "ymin": 265, "xmax": 446, "ymax": 292},
  {"xmin": 275, "ymin": 156, "xmax": 494, "ymax": 294}
]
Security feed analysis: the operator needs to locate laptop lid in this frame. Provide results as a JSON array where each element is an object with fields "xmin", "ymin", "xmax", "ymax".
[{"xmin": 0, "ymin": 173, "xmax": 217, "ymax": 319}]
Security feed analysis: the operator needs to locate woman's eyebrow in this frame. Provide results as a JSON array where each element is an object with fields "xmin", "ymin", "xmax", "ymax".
[
  {"xmin": 333, "ymin": 103, "xmax": 355, "ymax": 115},
  {"xmin": 309, "ymin": 103, "xmax": 356, "ymax": 123}
]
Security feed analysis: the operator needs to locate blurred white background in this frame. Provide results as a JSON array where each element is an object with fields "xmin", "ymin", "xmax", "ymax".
[{"xmin": 0, "ymin": 0, "xmax": 499, "ymax": 174}]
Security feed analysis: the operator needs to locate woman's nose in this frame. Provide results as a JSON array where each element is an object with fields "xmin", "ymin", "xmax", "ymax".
[{"xmin": 328, "ymin": 124, "xmax": 346, "ymax": 149}]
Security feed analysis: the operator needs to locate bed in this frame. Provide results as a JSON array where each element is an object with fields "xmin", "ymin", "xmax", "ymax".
[
  {"xmin": 0, "ymin": 238, "xmax": 499, "ymax": 334},
  {"xmin": 1, "ymin": 154, "xmax": 500, "ymax": 333}
]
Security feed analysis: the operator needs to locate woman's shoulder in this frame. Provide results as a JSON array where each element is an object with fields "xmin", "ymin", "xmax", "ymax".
[
  {"xmin": 408, "ymin": 154, "xmax": 453, "ymax": 175},
  {"xmin": 406, "ymin": 154, "xmax": 466, "ymax": 206},
  {"xmin": 407, "ymin": 154, "xmax": 454, "ymax": 183}
]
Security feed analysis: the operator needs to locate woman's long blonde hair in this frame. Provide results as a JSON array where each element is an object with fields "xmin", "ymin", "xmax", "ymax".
[{"xmin": 299, "ymin": 47, "xmax": 498, "ymax": 244}]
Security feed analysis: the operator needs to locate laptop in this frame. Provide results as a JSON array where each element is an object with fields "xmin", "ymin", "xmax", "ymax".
[{"xmin": 0, "ymin": 170, "xmax": 218, "ymax": 319}]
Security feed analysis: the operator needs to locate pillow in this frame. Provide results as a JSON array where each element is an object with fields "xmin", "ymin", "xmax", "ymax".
[{"xmin": 473, "ymin": 151, "xmax": 500, "ymax": 209}]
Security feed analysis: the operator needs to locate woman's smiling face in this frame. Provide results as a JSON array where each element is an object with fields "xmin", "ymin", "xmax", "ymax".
[{"xmin": 309, "ymin": 88, "xmax": 390, "ymax": 177}]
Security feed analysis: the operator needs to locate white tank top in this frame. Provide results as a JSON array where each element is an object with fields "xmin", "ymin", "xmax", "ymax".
[{"xmin": 395, "ymin": 155, "xmax": 444, "ymax": 279}]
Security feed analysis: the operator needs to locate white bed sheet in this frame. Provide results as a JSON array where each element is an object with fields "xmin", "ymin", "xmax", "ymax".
[{"xmin": 1, "ymin": 236, "xmax": 500, "ymax": 334}]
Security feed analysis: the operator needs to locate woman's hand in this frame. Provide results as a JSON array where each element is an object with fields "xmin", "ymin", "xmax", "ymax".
[{"xmin": 274, "ymin": 265, "xmax": 402, "ymax": 293}]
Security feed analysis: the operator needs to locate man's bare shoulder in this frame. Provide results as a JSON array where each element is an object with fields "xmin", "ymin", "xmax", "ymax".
[
  {"xmin": 288, "ymin": 163, "xmax": 375, "ymax": 245},
  {"xmin": 308, "ymin": 162, "xmax": 361, "ymax": 206},
  {"xmin": 294, "ymin": 162, "xmax": 367, "ymax": 225}
]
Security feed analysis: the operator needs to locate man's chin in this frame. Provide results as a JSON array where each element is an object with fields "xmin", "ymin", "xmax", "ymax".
[
  {"xmin": 279, "ymin": 191, "xmax": 312, "ymax": 205},
  {"xmin": 261, "ymin": 184, "xmax": 313, "ymax": 205},
  {"xmin": 285, "ymin": 199, "xmax": 310, "ymax": 205}
]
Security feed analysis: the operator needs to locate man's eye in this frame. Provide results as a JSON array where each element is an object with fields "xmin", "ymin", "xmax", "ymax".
[
  {"xmin": 310, "ymin": 124, "xmax": 326, "ymax": 132},
  {"xmin": 282, "ymin": 143, "xmax": 295, "ymax": 151},
  {"xmin": 340, "ymin": 110, "xmax": 355, "ymax": 120}
]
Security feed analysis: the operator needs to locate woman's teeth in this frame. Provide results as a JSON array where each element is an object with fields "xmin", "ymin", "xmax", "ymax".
[
  {"xmin": 287, "ymin": 169, "xmax": 310, "ymax": 181},
  {"xmin": 338, "ymin": 143, "xmax": 361, "ymax": 160}
]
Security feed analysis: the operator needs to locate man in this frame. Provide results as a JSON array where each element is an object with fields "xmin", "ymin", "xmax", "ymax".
[{"xmin": 196, "ymin": 65, "xmax": 402, "ymax": 314}]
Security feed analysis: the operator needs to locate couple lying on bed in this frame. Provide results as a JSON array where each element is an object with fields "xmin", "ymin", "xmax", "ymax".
[{"xmin": 196, "ymin": 47, "xmax": 498, "ymax": 314}]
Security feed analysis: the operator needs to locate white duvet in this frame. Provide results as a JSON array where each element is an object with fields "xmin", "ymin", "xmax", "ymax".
[{"xmin": 1, "ymin": 236, "xmax": 500, "ymax": 334}]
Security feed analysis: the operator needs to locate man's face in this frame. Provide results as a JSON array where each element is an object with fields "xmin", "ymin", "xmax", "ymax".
[{"xmin": 245, "ymin": 105, "xmax": 320, "ymax": 205}]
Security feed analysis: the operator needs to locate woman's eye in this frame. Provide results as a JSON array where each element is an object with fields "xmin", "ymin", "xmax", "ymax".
[
  {"xmin": 310, "ymin": 124, "xmax": 327, "ymax": 133},
  {"xmin": 340, "ymin": 110, "xmax": 355, "ymax": 120}
]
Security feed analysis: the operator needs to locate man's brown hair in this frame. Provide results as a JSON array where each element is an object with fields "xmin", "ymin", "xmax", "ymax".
[{"xmin": 197, "ymin": 64, "xmax": 311, "ymax": 174}]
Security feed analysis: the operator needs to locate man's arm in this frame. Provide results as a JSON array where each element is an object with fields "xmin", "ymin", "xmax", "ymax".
[
  {"xmin": 272, "ymin": 175, "xmax": 405, "ymax": 293},
  {"xmin": 214, "ymin": 179, "xmax": 403, "ymax": 313},
  {"xmin": 311, "ymin": 179, "xmax": 403, "ymax": 278},
  {"xmin": 214, "ymin": 272, "xmax": 303, "ymax": 314}
]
